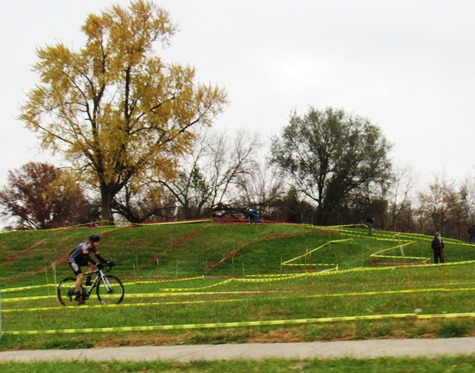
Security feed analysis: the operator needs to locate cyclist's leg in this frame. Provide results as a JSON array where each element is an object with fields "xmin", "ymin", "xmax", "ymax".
[
  {"xmin": 85, "ymin": 262, "xmax": 96, "ymax": 285},
  {"xmin": 69, "ymin": 262, "xmax": 82, "ymax": 291},
  {"xmin": 69, "ymin": 262, "xmax": 86, "ymax": 303}
]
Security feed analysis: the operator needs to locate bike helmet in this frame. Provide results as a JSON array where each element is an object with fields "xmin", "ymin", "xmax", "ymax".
[{"xmin": 89, "ymin": 234, "xmax": 101, "ymax": 243}]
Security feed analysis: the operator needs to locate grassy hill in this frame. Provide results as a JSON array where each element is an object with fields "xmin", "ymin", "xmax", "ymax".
[{"xmin": 1, "ymin": 220, "xmax": 475, "ymax": 351}]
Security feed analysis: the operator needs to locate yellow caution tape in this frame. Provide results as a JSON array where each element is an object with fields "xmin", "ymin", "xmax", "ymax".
[
  {"xmin": 2, "ymin": 313, "xmax": 415, "ymax": 335},
  {"xmin": 13, "ymin": 311, "xmax": 475, "ymax": 335},
  {"xmin": 159, "ymin": 279, "xmax": 234, "ymax": 291},
  {"xmin": 4, "ymin": 286, "xmax": 475, "ymax": 313},
  {"xmin": 0, "ymin": 284, "xmax": 53, "ymax": 293},
  {"xmin": 132, "ymin": 276, "xmax": 205, "ymax": 285}
]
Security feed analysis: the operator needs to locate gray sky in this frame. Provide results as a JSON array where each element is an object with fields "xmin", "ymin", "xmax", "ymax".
[{"xmin": 1, "ymin": 0, "xmax": 474, "ymax": 191}]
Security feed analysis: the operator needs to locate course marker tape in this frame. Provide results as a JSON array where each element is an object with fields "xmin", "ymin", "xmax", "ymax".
[
  {"xmin": 0, "ymin": 284, "xmax": 53, "ymax": 293},
  {"xmin": 0, "ymin": 290, "xmax": 285, "ymax": 304},
  {"xmin": 281, "ymin": 239, "xmax": 351, "ymax": 269},
  {"xmin": 14, "ymin": 311, "xmax": 475, "ymax": 335},
  {"xmin": 131, "ymin": 276, "xmax": 205, "ymax": 285},
  {"xmin": 158, "ymin": 279, "xmax": 234, "ymax": 291},
  {"xmin": 3, "ymin": 313, "xmax": 415, "ymax": 335},
  {"xmin": 1, "ymin": 295, "xmax": 55, "ymax": 303},
  {"xmin": 4, "ymin": 285, "xmax": 475, "ymax": 313},
  {"xmin": 3, "ymin": 298, "xmax": 247, "ymax": 313}
]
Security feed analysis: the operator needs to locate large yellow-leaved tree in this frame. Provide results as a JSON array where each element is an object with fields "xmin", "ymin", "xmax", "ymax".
[{"xmin": 19, "ymin": 0, "xmax": 227, "ymax": 224}]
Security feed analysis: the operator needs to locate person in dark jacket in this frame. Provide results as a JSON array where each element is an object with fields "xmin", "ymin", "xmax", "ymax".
[
  {"xmin": 248, "ymin": 208, "xmax": 260, "ymax": 223},
  {"xmin": 365, "ymin": 212, "xmax": 374, "ymax": 235},
  {"xmin": 431, "ymin": 232, "xmax": 445, "ymax": 264},
  {"xmin": 468, "ymin": 225, "xmax": 475, "ymax": 244}
]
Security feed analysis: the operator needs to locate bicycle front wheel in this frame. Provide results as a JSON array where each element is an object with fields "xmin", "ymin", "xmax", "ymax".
[
  {"xmin": 96, "ymin": 275, "xmax": 125, "ymax": 304},
  {"xmin": 57, "ymin": 277, "xmax": 77, "ymax": 306}
]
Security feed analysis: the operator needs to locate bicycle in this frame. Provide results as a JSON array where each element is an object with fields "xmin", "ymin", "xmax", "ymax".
[{"xmin": 57, "ymin": 263, "xmax": 125, "ymax": 305}]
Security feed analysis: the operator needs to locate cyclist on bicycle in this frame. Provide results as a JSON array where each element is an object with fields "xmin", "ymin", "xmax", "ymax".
[
  {"xmin": 248, "ymin": 208, "xmax": 260, "ymax": 223},
  {"xmin": 68, "ymin": 234, "xmax": 113, "ymax": 304}
]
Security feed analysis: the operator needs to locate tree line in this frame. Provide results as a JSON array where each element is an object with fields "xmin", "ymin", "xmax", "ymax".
[
  {"xmin": 2, "ymin": 116, "xmax": 474, "ymax": 240},
  {"xmin": 2, "ymin": 1, "xmax": 474, "ymax": 239}
]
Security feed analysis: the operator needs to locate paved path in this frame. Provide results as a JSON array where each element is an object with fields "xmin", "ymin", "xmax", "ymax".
[{"xmin": 2, "ymin": 337, "xmax": 475, "ymax": 362}]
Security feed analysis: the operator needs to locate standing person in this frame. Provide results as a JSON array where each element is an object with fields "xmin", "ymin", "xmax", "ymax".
[
  {"xmin": 468, "ymin": 225, "xmax": 475, "ymax": 244},
  {"xmin": 365, "ymin": 212, "xmax": 374, "ymax": 235},
  {"xmin": 248, "ymin": 208, "xmax": 260, "ymax": 224},
  {"xmin": 431, "ymin": 232, "xmax": 445, "ymax": 264},
  {"xmin": 68, "ymin": 234, "xmax": 113, "ymax": 304}
]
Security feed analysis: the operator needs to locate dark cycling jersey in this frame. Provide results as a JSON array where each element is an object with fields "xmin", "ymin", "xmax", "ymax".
[{"xmin": 68, "ymin": 242, "xmax": 106, "ymax": 266}]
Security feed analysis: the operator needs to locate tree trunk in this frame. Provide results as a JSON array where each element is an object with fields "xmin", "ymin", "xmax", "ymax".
[
  {"xmin": 100, "ymin": 184, "xmax": 115, "ymax": 225},
  {"xmin": 315, "ymin": 200, "xmax": 334, "ymax": 226}
]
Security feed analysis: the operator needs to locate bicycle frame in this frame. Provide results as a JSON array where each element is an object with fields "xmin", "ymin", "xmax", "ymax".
[{"xmin": 81, "ymin": 265, "xmax": 113, "ymax": 299}]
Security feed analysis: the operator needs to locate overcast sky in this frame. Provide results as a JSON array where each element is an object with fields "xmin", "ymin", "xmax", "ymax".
[{"xmin": 1, "ymin": 0, "xmax": 474, "ymax": 191}]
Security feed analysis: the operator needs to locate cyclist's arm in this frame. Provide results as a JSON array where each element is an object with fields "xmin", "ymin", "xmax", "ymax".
[
  {"xmin": 82, "ymin": 253, "xmax": 96, "ymax": 266},
  {"xmin": 94, "ymin": 252, "xmax": 108, "ymax": 264}
]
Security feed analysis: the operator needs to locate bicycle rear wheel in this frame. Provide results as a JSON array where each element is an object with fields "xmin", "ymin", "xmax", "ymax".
[
  {"xmin": 96, "ymin": 275, "xmax": 125, "ymax": 304},
  {"xmin": 57, "ymin": 277, "xmax": 77, "ymax": 306}
]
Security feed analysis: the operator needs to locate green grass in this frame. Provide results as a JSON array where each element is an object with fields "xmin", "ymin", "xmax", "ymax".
[
  {"xmin": 2, "ymin": 356, "xmax": 475, "ymax": 372},
  {"xmin": 2, "ymin": 221, "xmax": 475, "ymax": 353}
]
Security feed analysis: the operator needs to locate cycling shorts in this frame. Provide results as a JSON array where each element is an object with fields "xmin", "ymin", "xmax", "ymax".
[{"xmin": 69, "ymin": 262, "xmax": 83, "ymax": 276}]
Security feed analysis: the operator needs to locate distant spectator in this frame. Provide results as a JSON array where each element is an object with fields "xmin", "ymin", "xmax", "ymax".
[
  {"xmin": 365, "ymin": 212, "xmax": 374, "ymax": 235},
  {"xmin": 248, "ymin": 208, "xmax": 259, "ymax": 224},
  {"xmin": 468, "ymin": 225, "xmax": 475, "ymax": 244},
  {"xmin": 431, "ymin": 232, "xmax": 445, "ymax": 264}
]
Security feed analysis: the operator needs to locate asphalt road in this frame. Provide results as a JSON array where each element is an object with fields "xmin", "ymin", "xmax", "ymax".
[{"xmin": 2, "ymin": 337, "xmax": 475, "ymax": 362}]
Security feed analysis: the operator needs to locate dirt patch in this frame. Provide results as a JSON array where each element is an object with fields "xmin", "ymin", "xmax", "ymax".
[{"xmin": 248, "ymin": 329, "xmax": 304, "ymax": 343}]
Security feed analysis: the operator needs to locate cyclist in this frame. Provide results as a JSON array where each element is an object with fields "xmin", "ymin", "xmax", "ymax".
[
  {"xmin": 68, "ymin": 234, "xmax": 113, "ymax": 304},
  {"xmin": 248, "ymin": 208, "xmax": 259, "ymax": 223}
]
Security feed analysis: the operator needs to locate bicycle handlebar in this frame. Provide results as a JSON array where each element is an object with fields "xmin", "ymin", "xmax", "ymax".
[
  {"xmin": 100, "ymin": 262, "xmax": 115, "ymax": 273},
  {"xmin": 84, "ymin": 262, "xmax": 115, "ymax": 275}
]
